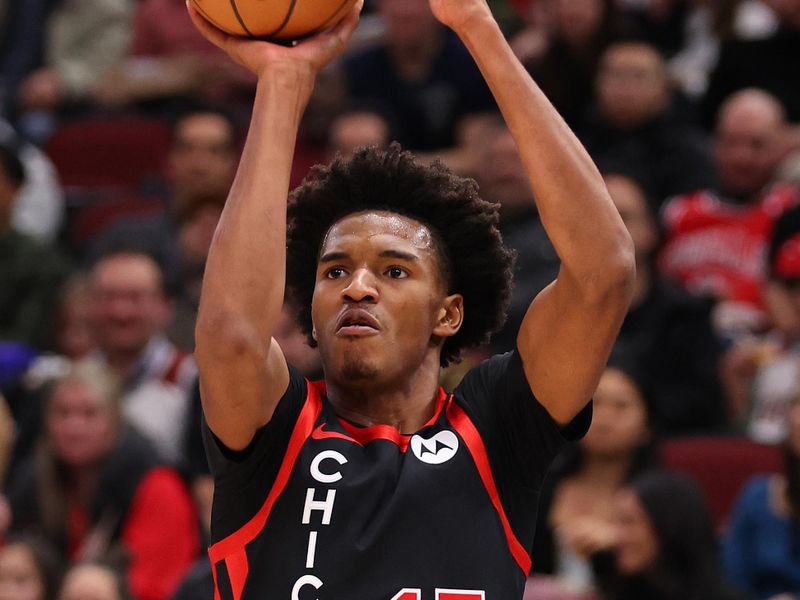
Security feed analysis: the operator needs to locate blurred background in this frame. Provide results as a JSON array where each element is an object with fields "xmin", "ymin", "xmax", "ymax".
[{"xmin": 1, "ymin": 0, "xmax": 800, "ymax": 598}]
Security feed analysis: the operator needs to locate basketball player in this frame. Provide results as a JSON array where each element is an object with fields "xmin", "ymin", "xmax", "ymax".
[{"xmin": 188, "ymin": 0, "xmax": 635, "ymax": 598}]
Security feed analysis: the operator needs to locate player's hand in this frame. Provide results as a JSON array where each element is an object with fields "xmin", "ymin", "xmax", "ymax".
[
  {"xmin": 428, "ymin": 0, "xmax": 493, "ymax": 33},
  {"xmin": 186, "ymin": 0, "xmax": 362, "ymax": 80}
]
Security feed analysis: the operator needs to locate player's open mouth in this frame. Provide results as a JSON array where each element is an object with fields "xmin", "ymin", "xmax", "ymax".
[{"xmin": 336, "ymin": 309, "xmax": 381, "ymax": 336}]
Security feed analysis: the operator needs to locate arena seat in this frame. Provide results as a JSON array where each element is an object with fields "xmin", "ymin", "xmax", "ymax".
[
  {"xmin": 660, "ymin": 436, "xmax": 783, "ymax": 530},
  {"xmin": 67, "ymin": 193, "xmax": 163, "ymax": 250},
  {"xmin": 45, "ymin": 116, "xmax": 171, "ymax": 191}
]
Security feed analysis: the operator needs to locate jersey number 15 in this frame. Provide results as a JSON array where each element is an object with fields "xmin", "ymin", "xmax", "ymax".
[{"xmin": 392, "ymin": 590, "xmax": 485, "ymax": 600}]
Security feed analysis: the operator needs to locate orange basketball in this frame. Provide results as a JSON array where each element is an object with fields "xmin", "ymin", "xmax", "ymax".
[{"xmin": 190, "ymin": 0, "xmax": 358, "ymax": 41}]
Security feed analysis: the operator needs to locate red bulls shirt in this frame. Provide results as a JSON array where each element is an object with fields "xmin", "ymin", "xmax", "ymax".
[
  {"xmin": 203, "ymin": 350, "xmax": 590, "ymax": 600},
  {"xmin": 658, "ymin": 184, "xmax": 799, "ymax": 312}
]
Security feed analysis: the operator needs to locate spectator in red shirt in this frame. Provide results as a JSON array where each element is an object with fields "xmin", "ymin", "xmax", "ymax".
[
  {"xmin": 4, "ymin": 360, "xmax": 199, "ymax": 600},
  {"xmin": 658, "ymin": 88, "xmax": 799, "ymax": 336}
]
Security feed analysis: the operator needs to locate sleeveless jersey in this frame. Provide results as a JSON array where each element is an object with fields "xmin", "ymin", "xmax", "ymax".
[{"xmin": 203, "ymin": 351, "xmax": 590, "ymax": 600}]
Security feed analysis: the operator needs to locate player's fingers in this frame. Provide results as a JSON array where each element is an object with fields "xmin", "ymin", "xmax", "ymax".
[
  {"xmin": 185, "ymin": 0, "xmax": 234, "ymax": 51},
  {"xmin": 334, "ymin": 0, "xmax": 364, "ymax": 41},
  {"xmin": 341, "ymin": 0, "xmax": 365, "ymax": 30}
]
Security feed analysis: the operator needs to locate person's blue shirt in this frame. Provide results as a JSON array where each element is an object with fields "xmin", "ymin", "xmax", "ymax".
[{"xmin": 723, "ymin": 475, "xmax": 800, "ymax": 599}]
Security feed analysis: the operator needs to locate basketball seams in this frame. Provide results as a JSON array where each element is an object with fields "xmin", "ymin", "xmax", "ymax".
[
  {"xmin": 280, "ymin": 0, "xmax": 353, "ymax": 40},
  {"xmin": 229, "ymin": 0, "xmax": 256, "ymax": 38},
  {"xmin": 264, "ymin": 0, "xmax": 299, "ymax": 38},
  {"xmin": 196, "ymin": 0, "xmax": 353, "ymax": 41},
  {"xmin": 314, "ymin": 0, "xmax": 354, "ymax": 34},
  {"xmin": 190, "ymin": 0, "xmax": 246, "ymax": 36}
]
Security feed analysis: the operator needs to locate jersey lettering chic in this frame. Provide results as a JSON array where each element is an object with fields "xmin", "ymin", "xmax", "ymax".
[{"xmin": 203, "ymin": 350, "xmax": 591, "ymax": 600}]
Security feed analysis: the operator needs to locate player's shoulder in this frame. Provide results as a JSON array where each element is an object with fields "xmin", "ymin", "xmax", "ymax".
[
  {"xmin": 453, "ymin": 350, "xmax": 524, "ymax": 399},
  {"xmin": 203, "ymin": 364, "xmax": 310, "ymax": 470}
]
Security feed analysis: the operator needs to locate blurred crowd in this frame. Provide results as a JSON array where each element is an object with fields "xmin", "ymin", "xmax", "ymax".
[{"xmin": 1, "ymin": 0, "xmax": 800, "ymax": 598}]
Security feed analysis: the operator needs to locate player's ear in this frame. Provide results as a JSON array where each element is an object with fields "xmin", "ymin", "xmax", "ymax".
[{"xmin": 433, "ymin": 294, "xmax": 464, "ymax": 338}]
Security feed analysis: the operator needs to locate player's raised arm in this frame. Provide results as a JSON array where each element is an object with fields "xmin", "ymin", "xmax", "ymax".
[
  {"xmin": 432, "ymin": 0, "xmax": 635, "ymax": 424},
  {"xmin": 188, "ymin": 3, "xmax": 362, "ymax": 450}
]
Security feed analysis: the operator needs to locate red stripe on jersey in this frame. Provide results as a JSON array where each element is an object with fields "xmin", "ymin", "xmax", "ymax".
[
  {"xmin": 208, "ymin": 382, "xmax": 323, "ymax": 600},
  {"xmin": 227, "ymin": 549, "xmax": 248, "ymax": 600},
  {"xmin": 336, "ymin": 386, "xmax": 448, "ymax": 452},
  {"xmin": 447, "ymin": 401, "xmax": 533, "ymax": 575},
  {"xmin": 311, "ymin": 422, "xmax": 364, "ymax": 445},
  {"xmin": 211, "ymin": 561, "xmax": 221, "ymax": 600}
]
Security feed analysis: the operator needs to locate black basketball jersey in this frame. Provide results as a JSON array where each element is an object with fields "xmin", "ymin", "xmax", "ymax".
[{"xmin": 203, "ymin": 350, "xmax": 591, "ymax": 600}]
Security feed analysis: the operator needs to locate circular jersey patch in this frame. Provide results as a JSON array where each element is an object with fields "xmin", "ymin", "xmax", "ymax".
[{"xmin": 410, "ymin": 431, "xmax": 459, "ymax": 465}]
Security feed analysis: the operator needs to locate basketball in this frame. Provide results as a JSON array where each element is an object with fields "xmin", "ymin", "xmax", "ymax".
[{"xmin": 190, "ymin": 0, "xmax": 359, "ymax": 41}]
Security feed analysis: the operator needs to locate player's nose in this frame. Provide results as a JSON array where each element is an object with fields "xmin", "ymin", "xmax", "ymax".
[{"xmin": 342, "ymin": 268, "xmax": 379, "ymax": 303}]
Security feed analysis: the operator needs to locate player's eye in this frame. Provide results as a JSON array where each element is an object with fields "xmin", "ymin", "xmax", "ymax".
[
  {"xmin": 326, "ymin": 267, "xmax": 347, "ymax": 279},
  {"xmin": 387, "ymin": 267, "xmax": 408, "ymax": 279}
]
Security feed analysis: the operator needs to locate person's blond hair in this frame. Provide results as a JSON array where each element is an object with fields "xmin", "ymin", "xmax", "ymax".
[
  {"xmin": 45, "ymin": 359, "xmax": 123, "ymax": 431},
  {"xmin": 38, "ymin": 359, "xmax": 123, "ymax": 535}
]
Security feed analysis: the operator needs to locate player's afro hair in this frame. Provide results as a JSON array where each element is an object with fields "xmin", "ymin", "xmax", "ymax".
[{"xmin": 286, "ymin": 143, "xmax": 515, "ymax": 367}]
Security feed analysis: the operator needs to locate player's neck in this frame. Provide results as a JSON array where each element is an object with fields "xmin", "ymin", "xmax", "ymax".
[{"xmin": 325, "ymin": 358, "xmax": 442, "ymax": 434}]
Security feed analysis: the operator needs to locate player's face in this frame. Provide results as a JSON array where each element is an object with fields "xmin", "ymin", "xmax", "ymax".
[{"xmin": 311, "ymin": 211, "xmax": 460, "ymax": 384}]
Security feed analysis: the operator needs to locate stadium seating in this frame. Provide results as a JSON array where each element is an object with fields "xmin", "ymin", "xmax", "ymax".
[
  {"xmin": 660, "ymin": 436, "xmax": 783, "ymax": 530},
  {"xmin": 45, "ymin": 116, "xmax": 171, "ymax": 191}
]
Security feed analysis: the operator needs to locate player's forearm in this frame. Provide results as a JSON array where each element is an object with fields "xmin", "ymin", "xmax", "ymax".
[
  {"xmin": 197, "ymin": 70, "xmax": 314, "ymax": 349},
  {"xmin": 455, "ymin": 15, "xmax": 634, "ymax": 295}
]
